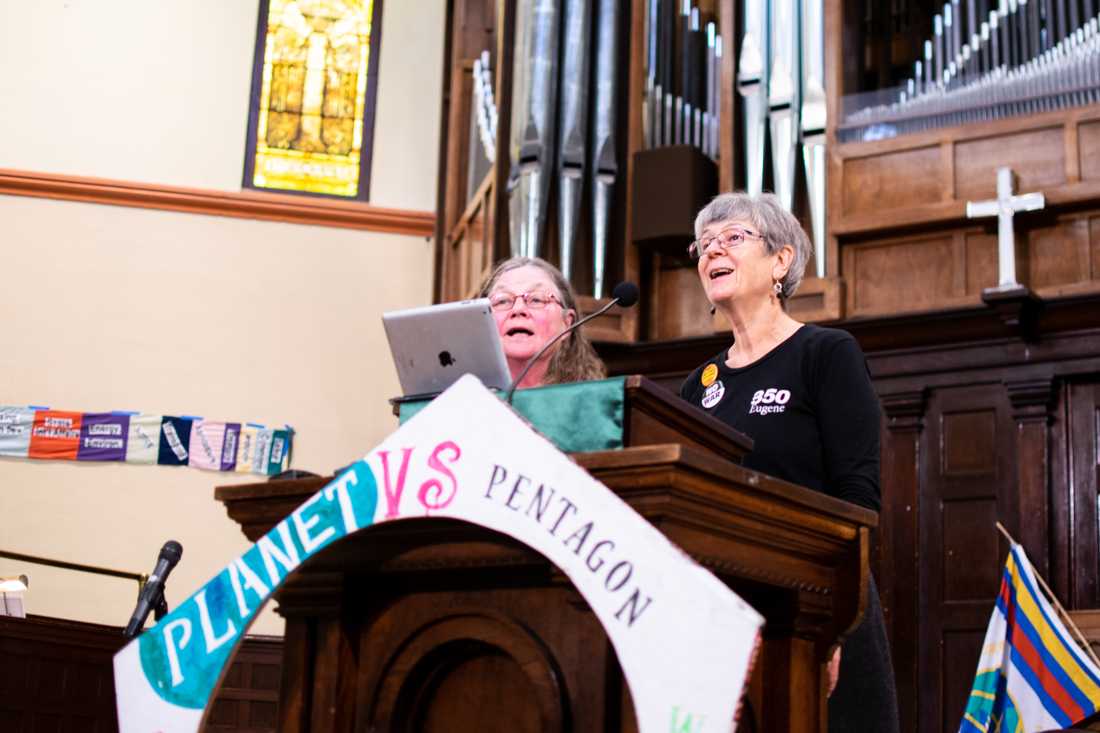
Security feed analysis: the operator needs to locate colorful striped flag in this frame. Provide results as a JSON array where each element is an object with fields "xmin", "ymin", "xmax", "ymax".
[{"xmin": 959, "ymin": 543, "xmax": 1100, "ymax": 732}]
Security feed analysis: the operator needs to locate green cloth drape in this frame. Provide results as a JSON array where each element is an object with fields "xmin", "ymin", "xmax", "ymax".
[{"xmin": 398, "ymin": 377, "xmax": 627, "ymax": 453}]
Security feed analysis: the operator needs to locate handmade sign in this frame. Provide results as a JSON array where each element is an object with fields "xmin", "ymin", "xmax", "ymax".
[
  {"xmin": 113, "ymin": 375, "xmax": 762, "ymax": 732},
  {"xmin": 0, "ymin": 406, "xmax": 291, "ymax": 476}
]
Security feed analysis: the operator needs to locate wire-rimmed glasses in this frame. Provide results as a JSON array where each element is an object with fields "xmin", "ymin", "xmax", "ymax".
[
  {"xmin": 488, "ymin": 291, "xmax": 562, "ymax": 312},
  {"xmin": 687, "ymin": 226, "xmax": 764, "ymax": 259}
]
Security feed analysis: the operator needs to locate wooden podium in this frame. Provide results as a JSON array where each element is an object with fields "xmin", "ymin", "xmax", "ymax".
[{"xmin": 216, "ymin": 378, "xmax": 876, "ymax": 732}]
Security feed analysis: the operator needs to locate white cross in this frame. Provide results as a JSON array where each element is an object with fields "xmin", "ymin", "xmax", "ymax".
[{"xmin": 966, "ymin": 167, "xmax": 1045, "ymax": 289}]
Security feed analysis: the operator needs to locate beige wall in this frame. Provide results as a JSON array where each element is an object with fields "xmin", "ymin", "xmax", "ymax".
[
  {"xmin": 0, "ymin": 0, "xmax": 444, "ymax": 635},
  {"xmin": 0, "ymin": 0, "xmax": 443, "ymax": 207}
]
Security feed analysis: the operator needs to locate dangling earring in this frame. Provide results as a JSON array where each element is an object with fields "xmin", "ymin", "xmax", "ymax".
[{"xmin": 773, "ymin": 280, "xmax": 783, "ymax": 297}]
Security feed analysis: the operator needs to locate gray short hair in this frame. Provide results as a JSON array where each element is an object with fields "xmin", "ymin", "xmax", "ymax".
[{"xmin": 693, "ymin": 192, "xmax": 812, "ymax": 299}]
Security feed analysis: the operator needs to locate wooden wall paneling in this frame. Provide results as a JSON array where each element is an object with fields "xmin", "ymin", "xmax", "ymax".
[
  {"xmin": 954, "ymin": 127, "xmax": 1067, "ymax": 203},
  {"xmin": 755, "ymin": 635, "xmax": 821, "ymax": 733},
  {"xmin": 444, "ymin": 225, "xmax": 464, "ymax": 301},
  {"xmin": 823, "ymin": 0, "xmax": 839, "ymax": 141},
  {"xmin": 1081, "ymin": 120, "xmax": 1100, "ymax": 180},
  {"xmin": 204, "ymin": 637, "xmax": 284, "ymax": 733},
  {"xmin": 837, "ymin": 207, "xmax": 1100, "ymax": 322},
  {"xmin": 1006, "ymin": 378, "xmax": 1057, "ymax": 578},
  {"xmin": 878, "ymin": 390, "xmax": 927, "ymax": 733},
  {"xmin": 614, "ymin": 0, "xmax": 645, "ymax": 344},
  {"xmin": 439, "ymin": 1, "xmax": 460, "ymax": 238},
  {"xmin": 1026, "ymin": 214, "xmax": 1092, "ymax": 294},
  {"xmin": 832, "ymin": 109, "xmax": 1100, "ymax": 240},
  {"xmin": 1067, "ymin": 380, "xmax": 1100, "ymax": 610},
  {"xmin": 469, "ymin": 188, "xmax": 490, "ymax": 293},
  {"xmin": 443, "ymin": 3, "xmax": 492, "ymax": 227},
  {"xmin": 843, "ymin": 233, "xmax": 963, "ymax": 317},
  {"xmin": 841, "ymin": 145, "xmax": 944, "ymax": 218},
  {"xmin": 1049, "ymin": 380, "xmax": 1074, "ymax": 606},
  {"xmin": 651, "ymin": 256, "xmax": 714, "ymax": 340},
  {"xmin": 310, "ymin": 618, "xmax": 358, "ymax": 733},
  {"xmin": 785, "ymin": 277, "xmax": 844, "ymax": 322},
  {"xmin": 0, "ymin": 616, "xmax": 282, "ymax": 733},
  {"xmin": 442, "ymin": 176, "xmax": 493, "ymax": 300},
  {"xmin": 950, "ymin": 233, "xmax": 966, "ymax": 297},
  {"xmin": 489, "ymin": 0, "xmax": 515, "ymax": 268},
  {"xmin": 274, "ymin": 571, "xmax": 346, "ymax": 733},
  {"xmin": 276, "ymin": 619, "xmax": 311, "ymax": 733},
  {"xmin": 963, "ymin": 229, "xmax": 998, "ymax": 295},
  {"xmin": 0, "ymin": 616, "xmax": 124, "ymax": 732},
  {"xmin": 941, "ymin": 139, "xmax": 956, "ymax": 202},
  {"xmin": 824, "ymin": 0, "xmax": 856, "ymax": 288},
  {"xmin": 436, "ymin": 0, "xmax": 498, "ymax": 302},
  {"xmin": 432, "ymin": 1, "xmax": 457, "ymax": 301},
  {"xmin": 1066, "ymin": 116, "xmax": 1082, "ymax": 184},
  {"xmin": 920, "ymin": 385, "xmax": 1016, "ymax": 733},
  {"xmin": 719, "ymin": 0, "xmax": 737, "ymax": 193},
  {"xmin": 1092, "ymin": 216, "xmax": 1100, "ymax": 281},
  {"xmin": 443, "ymin": 61, "xmax": 476, "ymax": 236}
]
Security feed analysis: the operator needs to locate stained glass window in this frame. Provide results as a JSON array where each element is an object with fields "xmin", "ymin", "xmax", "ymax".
[{"xmin": 243, "ymin": 0, "xmax": 382, "ymax": 199}]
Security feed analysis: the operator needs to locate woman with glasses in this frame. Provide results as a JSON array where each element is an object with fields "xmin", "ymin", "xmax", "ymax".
[
  {"xmin": 679, "ymin": 193, "xmax": 899, "ymax": 733},
  {"xmin": 478, "ymin": 256, "xmax": 605, "ymax": 389}
]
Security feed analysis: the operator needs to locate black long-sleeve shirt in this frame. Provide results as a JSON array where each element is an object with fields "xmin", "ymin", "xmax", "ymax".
[{"xmin": 679, "ymin": 324, "xmax": 881, "ymax": 512}]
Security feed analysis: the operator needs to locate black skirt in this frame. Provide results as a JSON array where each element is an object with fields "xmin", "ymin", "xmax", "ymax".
[{"xmin": 828, "ymin": 575, "xmax": 900, "ymax": 733}]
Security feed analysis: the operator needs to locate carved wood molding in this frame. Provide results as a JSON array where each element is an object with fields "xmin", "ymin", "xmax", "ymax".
[
  {"xmin": 1006, "ymin": 377, "xmax": 1057, "ymax": 422},
  {"xmin": 276, "ymin": 571, "xmax": 346, "ymax": 618},
  {"xmin": 879, "ymin": 389, "xmax": 928, "ymax": 431},
  {"xmin": 698, "ymin": 555, "xmax": 832, "ymax": 596},
  {"xmin": 0, "ymin": 168, "xmax": 436, "ymax": 237},
  {"xmin": 982, "ymin": 286, "xmax": 1045, "ymax": 342},
  {"xmin": 0, "ymin": 614, "xmax": 128, "ymax": 652},
  {"xmin": 364, "ymin": 609, "xmax": 568, "ymax": 730}
]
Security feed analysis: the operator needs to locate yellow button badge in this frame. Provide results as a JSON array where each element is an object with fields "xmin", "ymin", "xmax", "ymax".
[{"xmin": 701, "ymin": 363, "xmax": 719, "ymax": 388}]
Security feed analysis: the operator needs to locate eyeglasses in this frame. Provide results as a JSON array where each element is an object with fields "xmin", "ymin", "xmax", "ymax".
[
  {"xmin": 488, "ymin": 291, "xmax": 562, "ymax": 312},
  {"xmin": 687, "ymin": 226, "xmax": 764, "ymax": 259}
]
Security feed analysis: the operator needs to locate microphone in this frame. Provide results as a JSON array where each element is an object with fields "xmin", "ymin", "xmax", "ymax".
[
  {"xmin": 123, "ymin": 540, "xmax": 183, "ymax": 638},
  {"xmin": 506, "ymin": 282, "xmax": 640, "ymax": 404}
]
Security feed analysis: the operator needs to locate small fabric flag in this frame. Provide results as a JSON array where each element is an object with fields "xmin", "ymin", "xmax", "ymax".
[
  {"xmin": 0, "ymin": 407, "xmax": 35, "ymax": 457},
  {"xmin": 77, "ymin": 412, "xmax": 130, "ymax": 461},
  {"xmin": 235, "ymin": 424, "xmax": 259, "ymax": 474},
  {"xmin": 220, "ymin": 423, "xmax": 240, "ymax": 471},
  {"xmin": 251, "ymin": 428, "xmax": 274, "ymax": 475},
  {"xmin": 267, "ymin": 428, "xmax": 291, "ymax": 475},
  {"xmin": 188, "ymin": 420, "xmax": 226, "ymax": 471},
  {"xmin": 157, "ymin": 416, "xmax": 193, "ymax": 466},
  {"xmin": 126, "ymin": 414, "xmax": 162, "ymax": 465},
  {"xmin": 28, "ymin": 410, "xmax": 82, "ymax": 460},
  {"xmin": 959, "ymin": 543, "xmax": 1100, "ymax": 732}
]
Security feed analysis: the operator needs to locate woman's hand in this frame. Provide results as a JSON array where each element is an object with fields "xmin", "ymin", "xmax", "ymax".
[{"xmin": 827, "ymin": 647, "xmax": 842, "ymax": 697}]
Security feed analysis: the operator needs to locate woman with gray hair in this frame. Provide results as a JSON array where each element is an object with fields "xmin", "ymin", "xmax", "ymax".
[{"xmin": 679, "ymin": 192, "xmax": 898, "ymax": 733}]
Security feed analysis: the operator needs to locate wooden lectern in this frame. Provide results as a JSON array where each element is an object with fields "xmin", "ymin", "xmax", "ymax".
[{"xmin": 216, "ymin": 377, "xmax": 876, "ymax": 732}]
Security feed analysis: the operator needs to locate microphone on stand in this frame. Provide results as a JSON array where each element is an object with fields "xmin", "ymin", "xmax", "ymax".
[
  {"xmin": 123, "ymin": 540, "xmax": 183, "ymax": 638},
  {"xmin": 505, "ymin": 281, "xmax": 639, "ymax": 404}
]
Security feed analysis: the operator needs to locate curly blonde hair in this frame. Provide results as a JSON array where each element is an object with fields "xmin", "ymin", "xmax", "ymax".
[{"xmin": 478, "ymin": 257, "xmax": 607, "ymax": 384}]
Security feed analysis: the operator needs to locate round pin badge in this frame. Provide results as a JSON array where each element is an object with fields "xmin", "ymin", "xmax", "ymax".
[
  {"xmin": 701, "ymin": 363, "xmax": 719, "ymax": 388},
  {"xmin": 701, "ymin": 380, "xmax": 725, "ymax": 409}
]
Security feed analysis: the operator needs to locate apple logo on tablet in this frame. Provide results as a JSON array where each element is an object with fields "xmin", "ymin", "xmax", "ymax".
[{"xmin": 438, "ymin": 350, "xmax": 455, "ymax": 367}]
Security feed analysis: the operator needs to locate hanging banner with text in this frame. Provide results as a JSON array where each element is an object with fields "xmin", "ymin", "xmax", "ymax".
[
  {"xmin": 113, "ymin": 375, "xmax": 762, "ymax": 732},
  {"xmin": 0, "ymin": 406, "xmax": 291, "ymax": 476}
]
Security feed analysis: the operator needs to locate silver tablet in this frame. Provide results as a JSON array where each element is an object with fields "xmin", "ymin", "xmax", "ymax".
[{"xmin": 382, "ymin": 298, "xmax": 512, "ymax": 398}]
